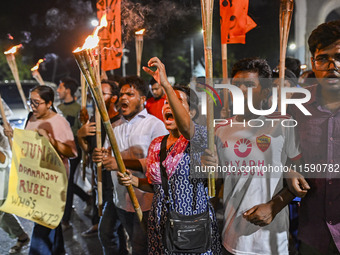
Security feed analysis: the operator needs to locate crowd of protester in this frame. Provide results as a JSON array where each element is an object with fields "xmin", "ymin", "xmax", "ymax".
[{"xmin": 0, "ymin": 20, "xmax": 339, "ymax": 255}]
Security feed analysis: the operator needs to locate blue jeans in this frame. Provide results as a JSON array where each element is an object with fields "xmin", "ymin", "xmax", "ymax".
[
  {"xmin": 116, "ymin": 207, "xmax": 149, "ymax": 255},
  {"xmin": 98, "ymin": 200, "xmax": 128, "ymax": 255},
  {"xmin": 29, "ymin": 223, "xmax": 65, "ymax": 255},
  {"xmin": 63, "ymin": 142, "xmax": 90, "ymax": 223}
]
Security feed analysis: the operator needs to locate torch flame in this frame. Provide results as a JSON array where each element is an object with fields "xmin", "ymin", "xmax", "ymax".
[
  {"xmin": 73, "ymin": 14, "xmax": 107, "ymax": 53},
  {"xmin": 93, "ymin": 14, "xmax": 108, "ymax": 37},
  {"xmin": 82, "ymin": 35, "xmax": 100, "ymax": 50},
  {"xmin": 4, "ymin": 44, "xmax": 23, "ymax": 55},
  {"xmin": 135, "ymin": 29, "xmax": 145, "ymax": 35},
  {"xmin": 31, "ymin": 59, "xmax": 45, "ymax": 71}
]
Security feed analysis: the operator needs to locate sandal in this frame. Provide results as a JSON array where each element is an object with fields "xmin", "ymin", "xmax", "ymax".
[{"xmin": 9, "ymin": 237, "xmax": 30, "ymax": 254}]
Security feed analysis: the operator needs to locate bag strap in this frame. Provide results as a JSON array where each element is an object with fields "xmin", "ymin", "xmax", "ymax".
[
  {"xmin": 160, "ymin": 135, "xmax": 170, "ymax": 200},
  {"xmin": 24, "ymin": 111, "xmax": 34, "ymax": 128}
]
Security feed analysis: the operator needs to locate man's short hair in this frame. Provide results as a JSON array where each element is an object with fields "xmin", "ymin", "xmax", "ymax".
[
  {"xmin": 107, "ymin": 74, "xmax": 122, "ymax": 84},
  {"xmin": 119, "ymin": 75, "xmax": 148, "ymax": 97},
  {"xmin": 101, "ymin": 79, "xmax": 120, "ymax": 98},
  {"xmin": 60, "ymin": 77, "xmax": 79, "ymax": 97},
  {"xmin": 231, "ymin": 58, "xmax": 272, "ymax": 89},
  {"xmin": 272, "ymin": 68, "xmax": 298, "ymax": 87},
  {"xmin": 308, "ymin": 20, "xmax": 340, "ymax": 57},
  {"xmin": 285, "ymin": 57, "xmax": 301, "ymax": 78}
]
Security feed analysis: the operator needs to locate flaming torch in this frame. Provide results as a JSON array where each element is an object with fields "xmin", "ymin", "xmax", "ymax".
[
  {"xmin": 4, "ymin": 44, "xmax": 29, "ymax": 110},
  {"xmin": 278, "ymin": 0, "xmax": 294, "ymax": 112},
  {"xmin": 135, "ymin": 29, "xmax": 145, "ymax": 77},
  {"xmin": 201, "ymin": 0, "xmax": 215, "ymax": 197},
  {"xmin": 73, "ymin": 22, "xmax": 143, "ymax": 222},
  {"xmin": 31, "ymin": 59, "xmax": 45, "ymax": 85}
]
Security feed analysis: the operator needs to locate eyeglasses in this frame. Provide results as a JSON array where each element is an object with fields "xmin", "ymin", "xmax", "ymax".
[
  {"xmin": 28, "ymin": 99, "xmax": 46, "ymax": 108},
  {"xmin": 313, "ymin": 54, "xmax": 340, "ymax": 71}
]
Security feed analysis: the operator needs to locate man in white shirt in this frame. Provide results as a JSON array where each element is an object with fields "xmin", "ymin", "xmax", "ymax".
[
  {"xmin": 204, "ymin": 58, "xmax": 307, "ymax": 255},
  {"xmin": 93, "ymin": 75, "xmax": 168, "ymax": 255}
]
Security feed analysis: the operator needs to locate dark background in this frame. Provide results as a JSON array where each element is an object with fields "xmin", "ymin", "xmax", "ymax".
[{"xmin": 0, "ymin": 0, "xmax": 299, "ymax": 84}]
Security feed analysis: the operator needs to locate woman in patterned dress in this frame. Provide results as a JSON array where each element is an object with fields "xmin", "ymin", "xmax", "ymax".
[{"xmin": 118, "ymin": 57, "xmax": 221, "ymax": 254}]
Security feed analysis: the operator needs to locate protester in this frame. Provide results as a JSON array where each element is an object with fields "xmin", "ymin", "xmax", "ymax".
[
  {"xmin": 117, "ymin": 57, "xmax": 222, "ymax": 254},
  {"xmin": 57, "ymin": 77, "xmax": 92, "ymax": 230},
  {"xmin": 298, "ymin": 70, "xmax": 317, "ymax": 87},
  {"xmin": 287, "ymin": 20, "xmax": 340, "ymax": 255},
  {"xmin": 17, "ymin": 85, "xmax": 77, "ymax": 255},
  {"xmin": 263, "ymin": 68, "xmax": 298, "ymax": 110},
  {"xmin": 77, "ymin": 79, "xmax": 128, "ymax": 254},
  {"xmin": 285, "ymin": 57, "xmax": 301, "ymax": 78},
  {"xmin": 203, "ymin": 58, "xmax": 309, "ymax": 255},
  {"xmin": 145, "ymin": 77, "xmax": 166, "ymax": 120},
  {"xmin": 93, "ymin": 75, "xmax": 168, "ymax": 255},
  {"xmin": 0, "ymin": 125, "xmax": 30, "ymax": 254}
]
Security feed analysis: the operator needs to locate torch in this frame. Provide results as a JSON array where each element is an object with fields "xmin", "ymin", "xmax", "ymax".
[
  {"xmin": 78, "ymin": 15, "xmax": 107, "ymax": 215},
  {"xmin": 135, "ymin": 29, "xmax": 145, "ymax": 77},
  {"xmin": 93, "ymin": 46, "xmax": 104, "ymax": 216},
  {"xmin": 201, "ymin": 0, "xmax": 215, "ymax": 197},
  {"xmin": 278, "ymin": 0, "xmax": 294, "ymax": 112},
  {"xmin": 80, "ymin": 74, "xmax": 88, "ymax": 182},
  {"xmin": 4, "ymin": 44, "xmax": 29, "ymax": 111},
  {"xmin": 73, "ymin": 28, "xmax": 143, "ymax": 222},
  {"xmin": 31, "ymin": 59, "xmax": 45, "ymax": 85}
]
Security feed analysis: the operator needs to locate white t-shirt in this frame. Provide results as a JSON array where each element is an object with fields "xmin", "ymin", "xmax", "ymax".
[
  {"xmin": 105, "ymin": 109, "xmax": 168, "ymax": 212},
  {"xmin": 215, "ymin": 113, "xmax": 301, "ymax": 255}
]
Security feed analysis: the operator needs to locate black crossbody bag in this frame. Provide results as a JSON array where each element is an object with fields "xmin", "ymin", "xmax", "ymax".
[{"xmin": 159, "ymin": 135, "xmax": 211, "ymax": 253}]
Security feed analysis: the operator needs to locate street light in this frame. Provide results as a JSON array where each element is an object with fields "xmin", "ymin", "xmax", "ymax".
[
  {"xmin": 289, "ymin": 43, "xmax": 296, "ymax": 50},
  {"xmin": 91, "ymin": 19, "xmax": 99, "ymax": 27}
]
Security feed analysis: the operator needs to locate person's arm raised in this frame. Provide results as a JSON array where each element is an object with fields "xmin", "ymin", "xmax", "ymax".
[{"xmin": 143, "ymin": 57, "xmax": 194, "ymax": 139}]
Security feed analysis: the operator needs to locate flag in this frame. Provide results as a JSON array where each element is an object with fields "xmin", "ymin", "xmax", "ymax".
[
  {"xmin": 97, "ymin": 0, "xmax": 122, "ymax": 71},
  {"xmin": 220, "ymin": 0, "xmax": 257, "ymax": 44}
]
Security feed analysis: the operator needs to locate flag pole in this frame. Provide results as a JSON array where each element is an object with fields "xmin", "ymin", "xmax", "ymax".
[
  {"xmin": 201, "ymin": 0, "xmax": 215, "ymax": 197},
  {"xmin": 221, "ymin": 43, "xmax": 230, "ymax": 118}
]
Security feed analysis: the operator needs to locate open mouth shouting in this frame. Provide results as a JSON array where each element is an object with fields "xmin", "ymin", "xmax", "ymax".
[
  {"xmin": 120, "ymin": 101, "xmax": 129, "ymax": 112},
  {"xmin": 162, "ymin": 105, "xmax": 176, "ymax": 128}
]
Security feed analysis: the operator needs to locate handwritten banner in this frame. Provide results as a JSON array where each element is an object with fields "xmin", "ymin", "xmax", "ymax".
[
  {"xmin": 0, "ymin": 129, "xmax": 68, "ymax": 229},
  {"xmin": 97, "ymin": 0, "xmax": 122, "ymax": 71}
]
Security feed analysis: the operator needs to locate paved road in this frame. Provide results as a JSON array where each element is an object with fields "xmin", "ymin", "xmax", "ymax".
[{"xmin": 0, "ymin": 195, "xmax": 103, "ymax": 255}]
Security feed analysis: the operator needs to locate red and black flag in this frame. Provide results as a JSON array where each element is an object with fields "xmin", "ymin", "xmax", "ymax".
[
  {"xmin": 97, "ymin": 0, "xmax": 122, "ymax": 71},
  {"xmin": 220, "ymin": 0, "xmax": 257, "ymax": 44}
]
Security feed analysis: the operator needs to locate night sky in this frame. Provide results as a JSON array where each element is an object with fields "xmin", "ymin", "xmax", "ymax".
[{"xmin": 0, "ymin": 0, "xmax": 299, "ymax": 84}]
